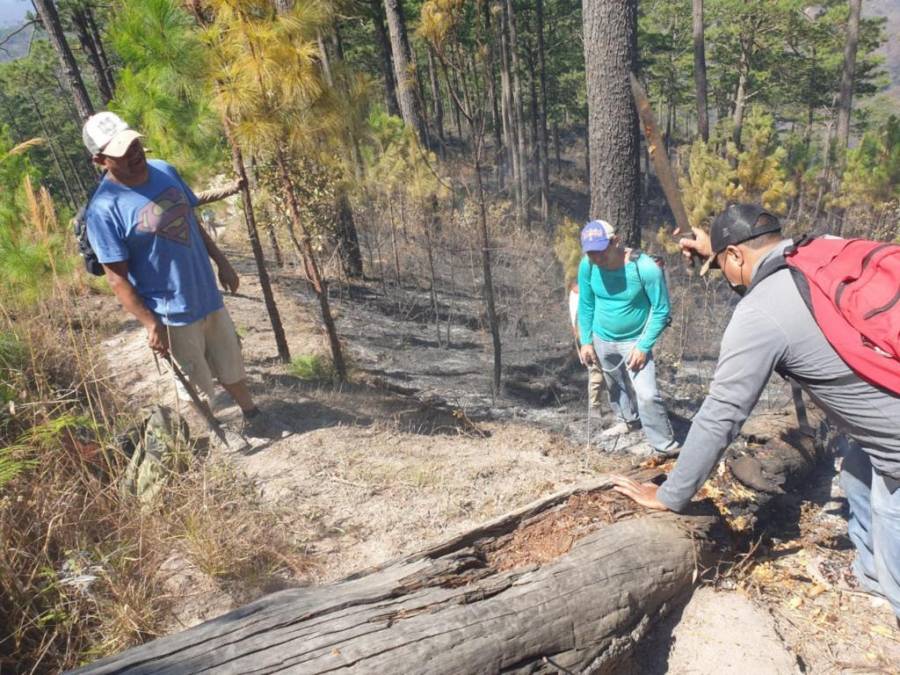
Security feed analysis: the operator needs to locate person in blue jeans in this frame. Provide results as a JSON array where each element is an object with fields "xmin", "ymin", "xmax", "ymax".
[
  {"xmin": 577, "ymin": 220, "xmax": 678, "ymax": 457},
  {"xmin": 612, "ymin": 204, "xmax": 900, "ymax": 622}
]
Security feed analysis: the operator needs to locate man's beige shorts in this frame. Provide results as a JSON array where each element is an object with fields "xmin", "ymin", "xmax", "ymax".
[{"xmin": 166, "ymin": 308, "xmax": 245, "ymax": 401}]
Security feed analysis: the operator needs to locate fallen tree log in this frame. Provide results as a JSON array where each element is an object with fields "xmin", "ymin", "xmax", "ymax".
[{"xmin": 73, "ymin": 406, "xmax": 829, "ymax": 675}]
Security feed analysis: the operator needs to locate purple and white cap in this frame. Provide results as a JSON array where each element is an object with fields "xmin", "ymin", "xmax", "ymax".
[{"xmin": 580, "ymin": 219, "xmax": 615, "ymax": 253}]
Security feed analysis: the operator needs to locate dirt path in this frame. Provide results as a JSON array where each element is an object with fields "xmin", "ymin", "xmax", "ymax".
[{"xmin": 624, "ymin": 587, "xmax": 801, "ymax": 674}]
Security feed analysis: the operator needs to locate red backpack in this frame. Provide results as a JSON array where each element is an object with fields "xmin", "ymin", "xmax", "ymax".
[{"xmin": 750, "ymin": 236, "xmax": 900, "ymax": 394}]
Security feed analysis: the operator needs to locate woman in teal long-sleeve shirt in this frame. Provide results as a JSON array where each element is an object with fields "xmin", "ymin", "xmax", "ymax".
[{"xmin": 577, "ymin": 220, "xmax": 678, "ymax": 456}]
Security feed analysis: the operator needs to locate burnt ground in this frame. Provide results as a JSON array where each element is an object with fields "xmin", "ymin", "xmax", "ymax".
[{"xmin": 90, "ymin": 187, "xmax": 899, "ymax": 671}]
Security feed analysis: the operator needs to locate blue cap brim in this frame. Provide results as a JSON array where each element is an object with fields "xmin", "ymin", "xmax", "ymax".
[{"xmin": 583, "ymin": 239, "xmax": 611, "ymax": 253}]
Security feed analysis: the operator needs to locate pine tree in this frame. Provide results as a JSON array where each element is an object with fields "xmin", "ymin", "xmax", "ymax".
[{"xmin": 201, "ymin": 0, "xmax": 346, "ymax": 377}]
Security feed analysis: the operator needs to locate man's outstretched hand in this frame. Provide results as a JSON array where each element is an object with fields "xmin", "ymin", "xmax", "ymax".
[{"xmin": 610, "ymin": 475, "xmax": 670, "ymax": 510}]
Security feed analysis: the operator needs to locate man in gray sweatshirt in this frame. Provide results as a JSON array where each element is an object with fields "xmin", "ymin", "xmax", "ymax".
[{"xmin": 612, "ymin": 204, "xmax": 900, "ymax": 620}]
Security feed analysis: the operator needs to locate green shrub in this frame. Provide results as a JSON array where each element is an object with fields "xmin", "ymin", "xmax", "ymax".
[{"xmin": 289, "ymin": 354, "xmax": 337, "ymax": 383}]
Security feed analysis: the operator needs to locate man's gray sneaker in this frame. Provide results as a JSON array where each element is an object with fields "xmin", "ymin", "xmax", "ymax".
[{"xmin": 600, "ymin": 420, "xmax": 642, "ymax": 438}]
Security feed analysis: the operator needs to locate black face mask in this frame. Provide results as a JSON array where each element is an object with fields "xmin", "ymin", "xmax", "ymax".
[
  {"xmin": 723, "ymin": 250, "xmax": 748, "ymax": 296},
  {"xmin": 728, "ymin": 280, "xmax": 748, "ymax": 297}
]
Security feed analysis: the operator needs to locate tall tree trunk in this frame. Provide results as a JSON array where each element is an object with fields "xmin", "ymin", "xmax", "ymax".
[
  {"xmin": 331, "ymin": 20, "xmax": 346, "ymax": 62},
  {"xmin": 317, "ymin": 31, "xmax": 333, "ymax": 86},
  {"xmin": 692, "ymin": 0, "xmax": 709, "ymax": 142},
  {"xmin": 440, "ymin": 57, "xmax": 464, "ymax": 139},
  {"xmin": 498, "ymin": 4, "xmax": 519, "ymax": 216},
  {"xmin": 836, "ymin": 0, "xmax": 862, "ymax": 156},
  {"xmin": 424, "ymin": 194, "xmax": 442, "ymax": 346},
  {"xmin": 223, "ymin": 125, "xmax": 291, "ymax": 364},
  {"xmin": 483, "ymin": 1, "xmax": 502, "ymax": 154},
  {"xmin": 583, "ymin": 0, "xmax": 640, "ymax": 246},
  {"xmin": 506, "ymin": 0, "xmax": 527, "ymax": 227},
  {"xmin": 426, "ymin": 46, "xmax": 445, "ymax": 148},
  {"xmin": 70, "ymin": 8, "xmax": 112, "ymax": 104},
  {"xmin": 478, "ymin": 2, "xmax": 502, "ymax": 186},
  {"xmin": 411, "ymin": 46, "xmax": 433, "ymax": 138},
  {"xmin": 85, "ymin": 7, "xmax": 115, "ymax": 96},
  {"xmin": 370, "ymin": 0, "xmax": 401, "ymax": 117},
  {"xmin": 335, "ymin": 192, "xmax": 364, "ymax": 278},
  {"xmin": 455, "ymin": 45, "xmax": 476, "ymax": 140},
  {"xmin": 553, "ymin": 120, "xmax": 561, "ymax": 173},
  {"xmin": 812, "ymin": 111, "xmax": 837, "ymax": 228},
  {"xmin": 274, "ymin": 149, "xmax": 347, "ymax": 380},
  {"xmin": 475, "ymin": 154, "xmax": 502, "ymax": 398},
  {"xmin": 32, "ymin": 0, "xmax": 94, "ymax": 121},
  {"xmin": 383, "ymin": 0, "xmax": 427, "ymax": 145},
  {"xmin": 732, "ymin": 35, "xmax": 751, "ymax": 150},
  {"xmin": 536, "ymin": 0, "xmax": 550, "ymax": 225}
]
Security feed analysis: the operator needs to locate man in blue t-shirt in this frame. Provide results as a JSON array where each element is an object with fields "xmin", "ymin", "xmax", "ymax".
[
  {"xmin": 82, "ymin": 111, "xmax": 267, "ymax": 442},
  {"xmin": 577, "ymin": 220, "xmax": 678, "ymax": 457}
]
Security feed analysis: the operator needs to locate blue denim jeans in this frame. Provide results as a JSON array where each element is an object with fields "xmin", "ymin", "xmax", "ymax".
[
  {"xmin": 593, "ymin": 337, "xmax": 674, "ymax": 452},
  {"xmin": 840, "ymin": 444, "xmax": 900, "ymax": 618}
]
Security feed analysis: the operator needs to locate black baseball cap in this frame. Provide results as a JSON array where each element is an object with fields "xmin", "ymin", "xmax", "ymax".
[{"xmin": 702, "ymin": 203, "xmax": 782, "ymax": 273}]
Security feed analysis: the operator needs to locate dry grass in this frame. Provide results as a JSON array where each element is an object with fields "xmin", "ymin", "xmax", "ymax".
[{"xmin": 0, "ymin": 294, "xmax": 316, "ymax": 672}]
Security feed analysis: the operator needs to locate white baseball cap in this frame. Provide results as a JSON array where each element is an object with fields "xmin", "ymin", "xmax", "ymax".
[{"xmin": 82, "ymin": 111, "xmax": 142, "ymax": 157}]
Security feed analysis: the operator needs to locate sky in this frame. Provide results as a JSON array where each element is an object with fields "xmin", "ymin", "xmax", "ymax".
[{"xmin": 0, "ymin": 0, "xmax": 30, "ymax": 29}]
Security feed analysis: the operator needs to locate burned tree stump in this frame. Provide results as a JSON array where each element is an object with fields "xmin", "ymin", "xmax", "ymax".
[
  {"xmin": 72, "ymin": 406, "xmax": 828, "ymax": 674},
  {"xmin": 706, "ymin": 406, "xmax": 829, "ymax": 531}
]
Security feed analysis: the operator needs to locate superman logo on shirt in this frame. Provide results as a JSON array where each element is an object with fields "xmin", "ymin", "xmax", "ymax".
[{"xmin": 135, "ymin": 187, "xmax": 192, "ymax": 245}]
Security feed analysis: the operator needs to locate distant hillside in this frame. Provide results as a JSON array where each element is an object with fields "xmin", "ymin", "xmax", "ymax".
[
  {"xmin": 0, "ymin": 22, "xmax": 33, "ymax": 63},
  {"xmin": 865, "ymin": 0, "xmax": 900, "ymax": 104}
]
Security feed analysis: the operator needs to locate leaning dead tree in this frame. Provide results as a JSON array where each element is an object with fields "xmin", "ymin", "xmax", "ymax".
[{"xmin": 74, "ymin": 405, "xmax": 827, "ymax": 674}]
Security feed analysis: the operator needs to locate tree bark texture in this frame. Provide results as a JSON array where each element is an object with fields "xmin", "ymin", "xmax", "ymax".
[
  {"xmin": 692, "ymin": 0, "xmax": 709, "ymax": 142},
  {"xmin": 383, "ymin": 0, "xmax": 427, "ymax": 145},
  {"xmin": 73, "ymin": 478, "xmax": 721, "ymax": 675},
  {"xmin": 33, "ymin": 0, "xmax": 95, "ymax": 122},
  {"xmin": 73, "ymin": 403, "xmax": 828, "ymax": 674},
  {"xmin": 583, "ymin": 0, "xmax": 640, "ymax": 247},
  {"xmin": 835, "ymin": 0, "xmax": 862, "ymax": 155},
  {"xmin": 370, "ymin": 0, "xmax": 401, "ymax": 117}
]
